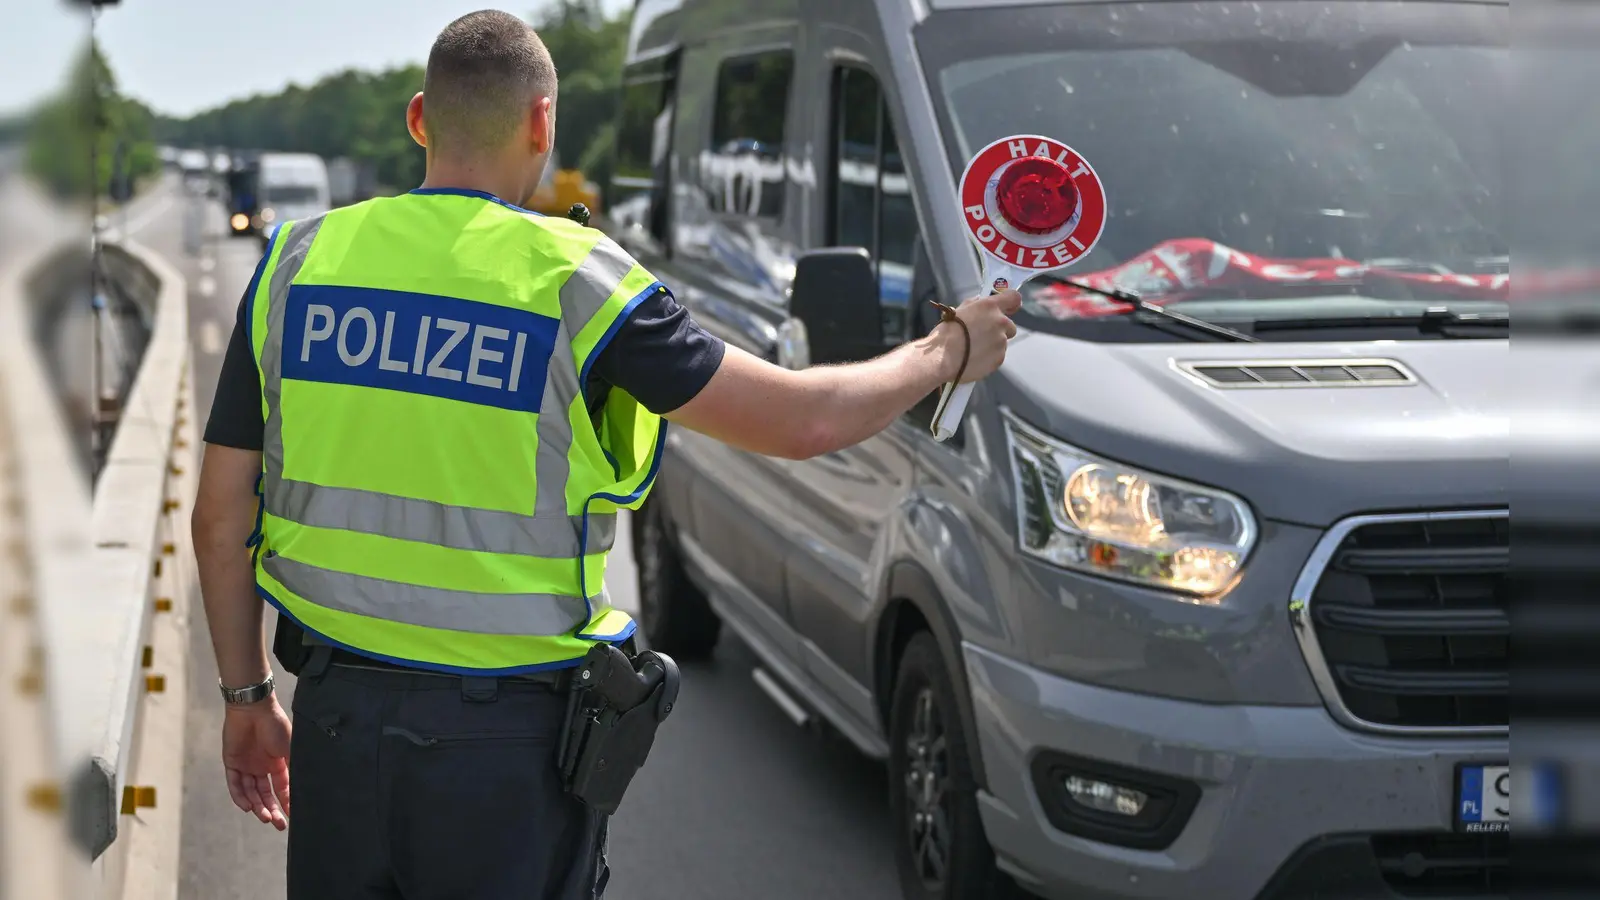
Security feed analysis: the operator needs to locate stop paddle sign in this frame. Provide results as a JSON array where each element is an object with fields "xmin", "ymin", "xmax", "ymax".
[{"xmin": 931, "ymin": 134, "xmax": 1108, "ymax": 442}]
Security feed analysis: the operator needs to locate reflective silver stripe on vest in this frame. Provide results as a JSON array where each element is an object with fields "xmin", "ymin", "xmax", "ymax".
[
  {"xmin": 261, "ymin": 216, "xmax": 326, "ymax": 482},
  {"xmin": 263, "ymin": 553, "xmax": 590, "ymax": 636},
  {"xmin": 257, "ymin": 218, "xmax": 628, "ymax": 557},
  {"xmin": 534, "ymin": 236, "xmax": 639, "ymax": 518},
  {"xmin": 264, "ymin": 473, "xmax": 613, "ymax": 557}
]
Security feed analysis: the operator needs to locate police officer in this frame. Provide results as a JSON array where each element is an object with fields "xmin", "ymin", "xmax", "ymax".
[{"xmin": 190, "ymin": 9, "xmax": 1019, "ymax": 899}]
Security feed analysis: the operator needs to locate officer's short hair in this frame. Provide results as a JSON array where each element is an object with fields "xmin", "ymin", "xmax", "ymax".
[{"xmin": 424, "ymin": 10, "xmax": 558, "ymax": 158}]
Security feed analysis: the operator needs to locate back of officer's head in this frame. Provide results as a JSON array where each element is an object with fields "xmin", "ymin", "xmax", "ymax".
[{"xmin": 421, "ymin": 10, "xmax": 558, "ymax": 164}]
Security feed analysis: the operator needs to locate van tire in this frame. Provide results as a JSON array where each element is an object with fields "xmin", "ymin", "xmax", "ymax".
[
  {"xmin": 889, "ymin": 632, "xmax": 1020, "ymax": 900},
  {"xmin": 633, "ymin": 498, "xmax": 720, "ymax": 659}
]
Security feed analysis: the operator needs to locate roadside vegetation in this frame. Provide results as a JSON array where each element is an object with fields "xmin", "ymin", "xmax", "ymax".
[
  {"xmin": 20, "ymin": 39, "xmax": 160, "ymax": 201},
  {"xmin": 152, "ymin": 0, "xmax": 630, "ymax": 194}
]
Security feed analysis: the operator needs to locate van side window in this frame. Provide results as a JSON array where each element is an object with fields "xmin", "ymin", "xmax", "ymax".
[
  {"xmin": 611, "ymin": 54, "xmax": 678, "ymax": 247},
  {"xmin": 709, "ymin": 50, "xmax": 794, "ymax": 220},
  {"xmin": 827, "ymin": 66, "xmax": 921, "ymax": 345}
]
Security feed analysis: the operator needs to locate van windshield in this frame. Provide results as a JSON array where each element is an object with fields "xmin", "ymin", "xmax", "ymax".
[
  {"xmin": 917, "ymin": 1, "xmax": 1508, "ymax": 338},
  {"xmin": 262, "ymin": 184, "xmax": 324, "ymax": 207}
]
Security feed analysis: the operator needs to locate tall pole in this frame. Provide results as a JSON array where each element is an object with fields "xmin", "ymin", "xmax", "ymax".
[{"xmin": 88, "ymin": 0, "xmax": 105, "ymax": 471}]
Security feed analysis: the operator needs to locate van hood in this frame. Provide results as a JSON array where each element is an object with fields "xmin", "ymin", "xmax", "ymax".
[{"xmin": 992, "ymin": 335, "xmax": 1508, "ymax": 527}]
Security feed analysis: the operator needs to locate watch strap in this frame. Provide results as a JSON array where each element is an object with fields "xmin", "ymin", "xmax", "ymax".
[{"xmin": 219, "ymin": 673, "xmax": 275, "ymax": 705}]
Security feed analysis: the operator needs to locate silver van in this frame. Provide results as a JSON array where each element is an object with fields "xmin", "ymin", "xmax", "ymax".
[{"xmin": 606, "ymin": 1, "xmax": 1510, "ymax": 897}]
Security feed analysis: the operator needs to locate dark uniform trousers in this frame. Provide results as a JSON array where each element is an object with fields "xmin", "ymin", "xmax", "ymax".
[{"xmin": 287, "ymin": 654, "xmax": 610, "ymax": 899}]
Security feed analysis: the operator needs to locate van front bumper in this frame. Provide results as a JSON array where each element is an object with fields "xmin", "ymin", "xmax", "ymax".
[{"xmin": 963, "ymin": 642, "xmax": 1508, "ymax": 900}]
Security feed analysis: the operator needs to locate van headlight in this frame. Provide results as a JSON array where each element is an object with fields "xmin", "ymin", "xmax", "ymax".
[{"xmin": 1003, "ymin": 412, "xmax": 1256, "ymax": 600}]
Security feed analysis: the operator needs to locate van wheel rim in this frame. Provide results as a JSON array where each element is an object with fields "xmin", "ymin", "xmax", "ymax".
[
  {"xmin": 638, "ymin": 513, "xmax": 665, "ymax": 634},
  {"xmin": 904, "ymin": 686, "xmax": 951, "ymax": 889}
]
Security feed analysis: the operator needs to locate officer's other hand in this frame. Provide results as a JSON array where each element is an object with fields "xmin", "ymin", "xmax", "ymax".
[
  {"xmin": 222, "ymin": 696, "xmax": 293, "ymax": 830},
  {"xmin": 936, "ymin": 288, "xmax": 1022, "ymax": 384}
]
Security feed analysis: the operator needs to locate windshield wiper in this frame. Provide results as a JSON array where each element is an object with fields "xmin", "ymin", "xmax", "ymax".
[
  {"xmin": 1053, "ymin": 280, "xmax": 1260, "ymax": 343},
  {"xmin": 1250, "ymin": 306, "xmax": 1510, "ymax": 337}
]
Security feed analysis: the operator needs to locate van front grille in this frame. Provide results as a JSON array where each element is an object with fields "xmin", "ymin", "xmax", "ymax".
[{"xmin": 1292, "ymin": 511, "xmax": 1509, "ymax": 733}]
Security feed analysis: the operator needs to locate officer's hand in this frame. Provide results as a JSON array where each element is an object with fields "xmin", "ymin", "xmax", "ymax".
[
  {"xmin": 222, "ymin": 697, "xmax": 293, "ymax": 830},
  {"xmin": 936, "ymin": 288, "xmax": 1022, "ymax": 384}
]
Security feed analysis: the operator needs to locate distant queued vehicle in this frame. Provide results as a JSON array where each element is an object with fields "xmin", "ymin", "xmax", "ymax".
[
  {"xmin": 254, "ymin": 152, "xmax": 332, "ymax": 247},
  {"xmin": 177, "ymin": 149, "xmax": 211, "ymax": 194},
  {"xmin": 224, "ymin": 154, "xmax": 263, "ymax": 239}
]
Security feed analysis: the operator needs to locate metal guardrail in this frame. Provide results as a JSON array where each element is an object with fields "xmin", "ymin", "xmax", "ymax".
[{"xmin": 0, "ymin": 228, "xmax": 194, "ymax": 900}]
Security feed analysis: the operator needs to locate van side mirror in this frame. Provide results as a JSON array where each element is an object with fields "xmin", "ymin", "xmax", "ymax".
[{"xmin": 789, "ymin": 247, "xmax": 884, "ymax": 366}]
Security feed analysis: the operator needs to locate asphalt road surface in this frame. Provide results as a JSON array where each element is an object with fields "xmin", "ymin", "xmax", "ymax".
[{"xmin": 118, "ymin": 176, "xmax": 902, "ymax": 900}]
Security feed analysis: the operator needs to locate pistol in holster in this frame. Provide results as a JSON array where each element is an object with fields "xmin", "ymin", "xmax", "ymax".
[{"xmin": 557, "ymin": 642, "xmax": 680, "ymax": 815}]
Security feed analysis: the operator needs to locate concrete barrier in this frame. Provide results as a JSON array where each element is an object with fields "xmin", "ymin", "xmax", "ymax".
[
  {"xmin": 0, "ymin": 229, "xmax": 195, "ymax": 900},
  {"xmin": 0, "ymin": 224, "xmax": 92, "ymax": 900},
  {"xmin": 0, "ymin": 310, "xmax": 76, "ymax": 900}
]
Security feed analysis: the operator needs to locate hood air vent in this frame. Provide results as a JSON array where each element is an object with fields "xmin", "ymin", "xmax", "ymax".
[{"xmin": 1178, "ymin": 359, "xmax": 1416, "ymax": 389}]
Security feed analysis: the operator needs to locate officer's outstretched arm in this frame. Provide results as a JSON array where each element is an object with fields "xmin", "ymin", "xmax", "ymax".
[{"xmin": 666, "ymin": 289, "xmax": 1020, "ymax": 460}]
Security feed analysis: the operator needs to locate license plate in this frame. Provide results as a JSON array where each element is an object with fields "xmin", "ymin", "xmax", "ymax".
[{"xmin": 1456, "ymin": 763, "xmax": 1510, "ymax": 833}]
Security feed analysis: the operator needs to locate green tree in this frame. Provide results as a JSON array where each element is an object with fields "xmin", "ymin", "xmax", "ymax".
[
  {"xmin": 158, "ymin": 64, "xmax": 427, "ymax": 192},
  {"xmin": 25, "ymin": 39, "xmax": 159, "ymax": 200},
  {"xmin": 530, "ymin": 0, "xmax": 632, "ymax": 185}
]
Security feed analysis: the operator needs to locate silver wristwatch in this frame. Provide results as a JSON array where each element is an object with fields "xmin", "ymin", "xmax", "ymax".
[{"xmin": 219, "ymin": 673, "xmax": 275, "ymax": 706}]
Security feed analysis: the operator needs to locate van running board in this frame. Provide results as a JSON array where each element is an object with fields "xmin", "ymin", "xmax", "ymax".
[{"xmin": 751, "ymin": 667, "xmax": 811, "ymax": 728}]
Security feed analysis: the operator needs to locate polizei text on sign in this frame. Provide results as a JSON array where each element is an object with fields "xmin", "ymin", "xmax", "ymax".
[{"xmin": 958, "ymin": 135, "xmax": 1108, "ymax": 272}]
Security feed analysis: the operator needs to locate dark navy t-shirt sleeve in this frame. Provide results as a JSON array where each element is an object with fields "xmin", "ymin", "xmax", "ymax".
[
  {"xmin": 588, "ymin": 286, "xmax": 726, "ymax": 415},
  {"xmin": 202, "ymin": 293, "xmax": 267, "ymax": 451}
]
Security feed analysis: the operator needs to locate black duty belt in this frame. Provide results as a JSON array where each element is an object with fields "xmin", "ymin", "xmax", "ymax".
[{"xmin": 325, "ymin": 648, "xmax": 572, "ymax": 688}]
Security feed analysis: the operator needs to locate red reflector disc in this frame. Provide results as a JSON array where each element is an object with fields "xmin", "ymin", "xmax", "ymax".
[{"xmin": 995, "ymin": 156, "xmax": 1078, "ymax": 235}]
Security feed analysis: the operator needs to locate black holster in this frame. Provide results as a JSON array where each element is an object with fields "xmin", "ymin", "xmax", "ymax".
[
  {"xmin": 272, "ymin": 612, "xmax": 313, "ymax": 676},
  {"xmin": 557, "ymin": 643, "xmax": 680, "ymax": 815}
]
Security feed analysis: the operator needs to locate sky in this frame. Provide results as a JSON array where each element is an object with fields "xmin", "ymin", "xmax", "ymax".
[{"xmin": 2, "ymin": 0, "xmax": 634, "ymax": 119}]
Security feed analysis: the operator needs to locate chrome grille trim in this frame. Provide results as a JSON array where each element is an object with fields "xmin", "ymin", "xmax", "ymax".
[{"xmin": 1289, "ymin": 509, "xmax": 1510, "ymax": 737}]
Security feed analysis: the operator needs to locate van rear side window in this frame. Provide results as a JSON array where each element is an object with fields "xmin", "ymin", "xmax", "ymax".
[{"xmin": 709, "ymin": 50, "xmax": 794, "ymax": 219}]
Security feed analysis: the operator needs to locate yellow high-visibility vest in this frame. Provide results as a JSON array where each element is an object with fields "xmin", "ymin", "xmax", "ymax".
[{"xmin": 247, "ymin": 188, "xmax": 665, "ymax": 673}]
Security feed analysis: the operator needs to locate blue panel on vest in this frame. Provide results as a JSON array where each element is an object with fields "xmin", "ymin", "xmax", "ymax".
[{"xmin": 281, "ymin": 284, "xmax": 559, "ymax": 413}]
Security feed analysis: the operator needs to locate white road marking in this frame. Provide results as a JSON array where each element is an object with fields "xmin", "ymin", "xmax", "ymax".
[
  {"xmin": 198, "ymin": 319, "xmax": 224, "ymax": 356},
  {"xmin": 199, "ymin": 256, "xmax": 216, "ymax": 273},
  {"xmin": 121, "ymin": 193, "xmax": 174, "ymax": 236},
  {"xmin": 198, "ymin": 275, "xmax": 217, "ymax": 298}
]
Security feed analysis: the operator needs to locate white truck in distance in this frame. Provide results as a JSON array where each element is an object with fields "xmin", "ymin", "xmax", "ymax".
[{"xmin": 257, "ymin": 152, "xmax": 332, "ymax": 245}]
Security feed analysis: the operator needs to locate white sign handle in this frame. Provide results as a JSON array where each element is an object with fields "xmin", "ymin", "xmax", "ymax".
[
  {"xmin": 930, "ymin": 259, "xmax": 1028, "ymax": 443},
  {"xmin": 930, "ymin": 381, "xmax": 974, "ymax": 444}
]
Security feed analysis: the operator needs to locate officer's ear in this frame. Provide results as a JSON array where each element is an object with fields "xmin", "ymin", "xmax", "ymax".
[
  {"xmin": 406, "ymin": 92, "xmax": 428, "ymax": 148},
  {"xmin": 529, "ymin": 95, "xmax": 554, "ymax": 155}
]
